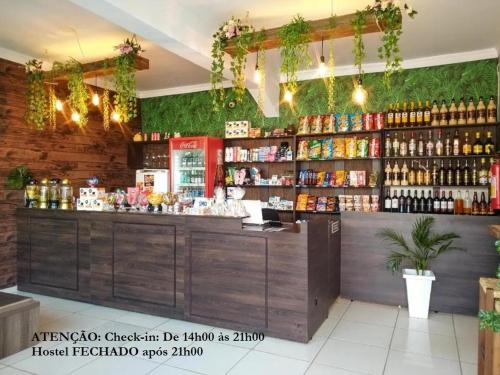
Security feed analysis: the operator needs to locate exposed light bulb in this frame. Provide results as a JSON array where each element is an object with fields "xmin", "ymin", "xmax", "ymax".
[
  {"xmin": 253, "ymin": 66, "xmax": 261, "ymax": 84},
  {"xmin": 352, "ymin": 79, "xmax": 367, "ymax": 106},
  {"xmin": 55, "ymin": 99, "xmax": 63, "ymax": 111},
  {"xmin": 71, "ymin": 112, "xmax": 80, "ymax": 123},
  {"xmin": 111, "ymin": 111, "xmax": 121, "ymax": 122},
  {"xmin": 92, "ymin": 93, "xmax": 100, "ymax": 106},
  {"xmin": 284, "ymin": 89, "xmax": 293, "ymax": 103},
  {"xmin": 318, "ymin": 56, "xmax": 327, "ymax": 77}
]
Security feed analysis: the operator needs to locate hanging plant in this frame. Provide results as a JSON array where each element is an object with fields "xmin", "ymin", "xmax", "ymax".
[
  {"xmin": 327, "ymin": 40, "xmax": 336, "ymax": 113},
  {"xmin": 255, "ymin": 29, "xmax": 266, "ymax": 117},
  {"xmin": 279, "ymin": 15, "xmax": 312, "ymax": 95},
  {"xmin": 102, "ymin": 89, "xmax": 110, "ymax": 131},
  {"xmin": 66, "ymin": 59, "xmax": 89, "ymax": 127},
  {"xmin": 352, "ymin": 10, "xmax": 367, "ymax": 77},
  {"xmin": 113, "ymin": 35, "xmax": 143, "ymax": 123},
  {"xmin": 47, "ymin": 85, "xmax": 57, "ymax": 130},
  {"xmin": 25, "ymin": 59, "xmax": 46, "ymax": 130}
]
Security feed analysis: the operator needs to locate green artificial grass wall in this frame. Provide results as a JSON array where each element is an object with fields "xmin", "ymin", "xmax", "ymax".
[{"xmin": 141, "ymin": 59, "xmax": 498, "ymax": 136}]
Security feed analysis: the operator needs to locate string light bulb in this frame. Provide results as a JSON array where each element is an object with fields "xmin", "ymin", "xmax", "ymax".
[
  {"xmin": 318, "ymin": 38, "xmax": 326, "ymax": 77},
  {"xmin": 92, "ymin": 93, "xmax": 100, "ymax": 106},
  {"xmin": 111, "ymin": 111, "xmax": 121, "ymax": 122},
  {"xmin": 71, "ymin": 111, "xmax": 81, "ymax": 123},
  {"xmin": 352, "ymin": 78, "xmax": 367, "ymax": 106},
  {"xmin": 284, "ymin": 89, "xmax": 293, "ymax": 103},
  {"xmin": 55, "ymin": 99, "xmax": 63, "ymax": 111},
  {"xmin": 254, "ymin": 64, "xmax": 261, "ymax": 84}
]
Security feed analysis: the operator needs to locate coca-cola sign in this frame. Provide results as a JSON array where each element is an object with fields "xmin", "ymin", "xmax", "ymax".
[{"xmin": 179, "ymin": 141, "xmax": 198, "ymax": 149}]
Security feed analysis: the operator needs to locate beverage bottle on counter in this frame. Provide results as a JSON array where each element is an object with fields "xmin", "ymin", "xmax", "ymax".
[
  {"xmin": 384, "ymin": 191, "xmax": 392, "ymax": 212},
  {"xmin": 487, "ymin": 96, "xmax": 497, "ymax": 123},
  {"xmin": 409, "ymin": 101, "xmax": 417, "ymax": 127},
  {"xmin": 392, "ymin": 161, "xmax": 401, "ymax": 186},
  {"xmin": 384, "ymin": 161, "xmax": 392, "ymax": 186},
  {"xmin": 417, "ymin": 132, "xmax": 425, "ymax": 156},
  {"xmin": 409, "ymin": 132, "xmax": 417, "ymax": 156},
  {"xmin": 426, "ymin": 190, "xmax": 434, "ymax": 213},
  {"xmin": 440, "ymin": 191, "xmax": 448, "ymax": 214},
  {"xmin": 463, "ymin": 160, "xmax": 471, "ymax": 186},
  {"xmin": 384, "ymin": 134, "xmax": 392, "ymax": 156},
  {"xmin": 444, "ymin": 132, "xmax": 452, "ymax": 156},
  {"xmin": 463, "ymin": 132, "xmax": 472, "ymax": 155},
  {"xmin": 392, "ymin": 132, "xmax": 400, "ymax": 157},
  {"xmin": 467, "ymin": 97, "xmax": 476, "ymax": 125},
  {"xmin": 416, "ymin": 100, "xmax": 424, "ymax": 126},
  {"xmin": 449, "ymin": 98, "xmax": 458, "ymax": 125},
  {"xmin": 387, "ymin": 104, "xmax": 394, "ymax": 128},
  {"xmin": 479, "ymin": 158, "xmax": 489, "ymax": 186},
  {"xmin": 472, "ymin": 192, "xmax": 480, "ymax": 215},
  {"xmin": 472, "ymin": 159, "xmax": 479, "ymax": 185},
  {"xmin": 435, "ymin": 130, "xmax": 444, "ymax": 156},
  {"xmin": 453, "ymin": 130, "xmax": 460, "ymax": 156},
  {"xmin": 398, "ymin": 190, "xmax": 406, "ymax": 213},
  {"xmin": 484, "ymin": 131, "xmax": 495, "ymax": 155},
  {"xmin": 455, "ymin": 160, "xmax": 462, "ymax": 186},
  {"xmin": 401, "ymin": 101, "xmax": 409, "ymax": 127},
  {"xmin": 458, "ymin": 97, "xmax": 467, "ymax": 125},
  {"xmin": 418, "ymin": 190, "xmax": 426, "ymax": 213},
  {"xmin": 447, "ymin": 191, "xmax": 454, "ymax": 214},
  {"xmin": 424, "ymin": 100, "xmax": 432, "ymax": 126},
  {"xmin": 463, "ymin": 190, "xmax": 472, "ymax": 215},
  {"xmin": 477, "ymin": 96, "xmax": 486, "ymax": 124},
  {"xmin": 401, "ymin": 161, "xmax": 409, "ymax": 186},
  {"xmin": 416, "ymin": 161, "xmax": 424, "ymax": 185},
  {"xmin": 391, "ymin": 190, "xmax": 399, "ymax": 212},
  {"xmin": 431, "ymin": 160, "xmax": 439, "ymax": 185},
  {"xmin": 394, "ymin": 102, "xmax": 402, "ymax": 127},
  {"xmin": 408, "ymin": 161, "xmax": 416, "ymax": 185},
  {"xmin": 446, "ymin": 160, "xmax": 455, "ymax": 186},
  {"xmin": 426, "ymin": 130, "xmax": 434, "ymax": 156},
  {"xmin": 480, "ymin": 192, "xmax": 488, "ymax": 215},
  {"xmin": 438, "ymin": 160, "xmax": 446, "ymax": 186},
  {"xmin": 473, "ymin": 132, "xmax": 484, "ymax": 155},
  {"xmin": 405, "ymin": 190, "xmax": 413, "ymax": 213},
  {"xmin": 454, "ymin": 191, "xmax": 464, "ymax": 215},
  {"xmin": 400, "ymin": 132, "xmax": 408, "ymax": 156},
  {"xmin": 431, "ymin": 100, "xmax": 440, "ymax": 126},
  {"xmin": 439, "ymin": 100, "xmax": 449, "ymax": 126},
  {"xmin": 424, "ymin": 160, "xmax": 431, "ymax": 185},
  {"xmin": 411, "ymin": 190, "xmax": 419, "ymax": 213}
]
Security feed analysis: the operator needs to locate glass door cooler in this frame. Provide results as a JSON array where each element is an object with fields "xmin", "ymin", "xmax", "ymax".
[{"xmin": 169, "ymin": 136, "xmax": 223, "ymax": 198}]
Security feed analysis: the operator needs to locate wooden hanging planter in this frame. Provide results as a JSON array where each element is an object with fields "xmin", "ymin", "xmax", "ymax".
[{"xmin": 224, "ymin": 12, "xmax": 396, "ymax": 56}]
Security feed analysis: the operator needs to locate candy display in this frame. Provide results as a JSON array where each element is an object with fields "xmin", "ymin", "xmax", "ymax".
[
  {"xmin": 295, "ymin": 194, "xmax": 339, "ymax": 212},
  {"xmin": 295, "ymin": 136, "xmax": 379, "ymax": 160},
  {"xmin": 297, "ymin": 169, "xmax": 370, "ymax": 187}
]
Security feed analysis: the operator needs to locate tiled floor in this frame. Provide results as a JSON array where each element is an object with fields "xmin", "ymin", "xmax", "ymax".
[{"xmin": 0, "ymin": 287, "xmax": 478, "ymax": 375}]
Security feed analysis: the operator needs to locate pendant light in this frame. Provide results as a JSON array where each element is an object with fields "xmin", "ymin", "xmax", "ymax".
[
  {"xmin": 284, "ymin": 89, "xmax": 293, "ymax": 103},
  {"xmin": 253, "ymin": 50, "xmax": 261, "ymax": 84},
  {"xmin": 111, "ymin": 111, "xmax": 121, "ymax": 122},
  {"xmin": 318, "ymin": 38, "xmax": 326, "ymax": 77},
  {"xmin": 352, "ymin": 78, "xmax": 367, "ymax": 106},
  {"xmin": 71, "ymin": 112, "xmax": 81, "ymax": 123},
  {"xmin": 55, "ymin": 99, "xmax": 63, "ymax": 111},
  {"xmin": 91, "ymin": 75, "xmax": 100, "ymax": 106}
]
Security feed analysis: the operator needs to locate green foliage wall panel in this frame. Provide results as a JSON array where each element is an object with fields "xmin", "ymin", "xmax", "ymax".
[{"xmin": 142, "ymin": 59, "xmax": 498, "ymax": 136}]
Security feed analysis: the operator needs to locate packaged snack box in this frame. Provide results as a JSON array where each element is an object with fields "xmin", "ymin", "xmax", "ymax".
[
  {"xmin": 323, "ymin": 114, "xmax": 336, "ymax": 133},
  {"xmin": 308, "ymin": 139, "xmax": 322, "ymax": 160},
  {"xmin": 297, "ymin": 116, "xmax": 311, "ymax": 135},
  {"xmin": 321, "ymin": 138, "xmax": 334, "ymax": 160},
  {"xmin": 310, "ymin": 115, "xmax": 323, "ymax": 134},
  {"xmin": 335, "ymin": 114, "xmax": 350, "ymax": 132}
]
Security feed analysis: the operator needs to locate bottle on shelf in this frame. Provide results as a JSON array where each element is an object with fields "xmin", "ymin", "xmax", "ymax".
[
  {"xmin": 431, "ymin": 160, "xmax": 439, "ymax": 185},
  {"xmin": 400, "ymin": 132, "xmax": 408, "ymax": 156},
  {"xmin": 479, "ymin": 157, "xmax": 489, "ymax": 186},
  {"xmin": 384, "ymin": 190, "xmax": 392, "ymax": 212},
  {"xmin": 487, "ymin": 96, "xmax": 497, "ymax": 124},
  {"xmin": 467, "ymin": 97, "xmax": 476, "ymax": 125},
  {"xmin": 480, "ymin": 191, "xmax": 488, "ymax": 215},
  {"xmin": 424, "ymin": 160, "xmax": 431, "ymax": 186},
  {"xmin": 384, "ymin": 161, "xmax": 392, "ymax": 186},
  {"xmin": 424, "ymin": 100, "xmax": 432, "ymax": 126},
  {"xmin": 426, "ymin": 130, "xmax": 434, "ymax": 156},
  {"xmin": 463, "ymin": 159, "xmax": 471, "ymax": 186},
  {"xmin": 449, "ymin": 98, "xmax": 458, "ymax": 125},
  {"xmin": 417, "ymin": 132, "xmax": 425, "ymax": 156},
  {"xmin": 401, "ymin": 101, "xmax": 409, "ymax": 127},
  {"xmin": 435, "ymin": 130, "xmax": 443, "ymax": 156},
  {"xmin": 488, "ymin": 194, "xmax": 495, "ymax": 215},
  {"xmin": 455, "ymin": 160, "xmax": 462, "ymax": 186},
  {"xmin": 454, "ymin": 190, "xmax": 464, "ymax": 215},
  {"xmin": 446, "ymin": 160, "xmax": 454, "ymax": 186},
  {"xmin": 472, "ymin": 159, "xmax": 478, "ymax": 186},
  {"xmin": 408, "ymin": 161, "xmax": 416, "ymax": 186},
  {"xmin": 473, "ymin": 132, "xmax": 484, "ymax": 155},
  {"xmin": 452, "ymin": 130, "xmax": 460, "ymax": 156},
  {"xmin": 392, "ymin": 132, "xmax": 400, "ymax": 157},
  {"xmin": 444, "ymin": 132, "xmax": 452, "ymax": 156},
  {"xmin": 409, "ymin": 101, "xmax": 417, "ymax": 127},
  {"xmin": 476, "ymin": 96, "xmax": 486, "ymax": 124},
  {"xmin": 439, "ymin": 100, "xmax": 449, "ymax": 126},
  {"xmin": 416, "ymin": 161, "xmax": 424, "ymax": 186},
  {"xmin": 438, "ymin": 160, "xmax": 446, "ymax": 186},
  {"xmin": 484, "ymin": 131, "xmax": 495, "ymax": 155},
  {"xmin": 418, "ymin": 190, "xmax": 426, "ymax": 213},
  {"xmin": 416, "ymin": 100, "xmax": 424, "ymax": 126},
  {"xmin": 394, "ymin": 102, "xmax": 402, "ymax": 127},
  {"xmin": 447, "ymin": 191, "xmax": 454, "ymax": 214},
  {"xmin": 457, "ymin": 97, "xmax": 467, "ymax": 125},
  {"xmin": 391, "ymin": 189, "xmax": 399, "ymax": 212},
  {"xmin": 440, "ymin": 191, "xmax": 447, "ymax": 214},
  {"xmin": 385, "ymin": 134, "xmax": 392, "ymax": 157},
  {"xmin": 405, "ymin": 189, "xmax": 413, "ymax": 213},
  {"xmin": 410, "ymin": 190, "xmax": 418, "ymax": 213},
  {"xmin": 387, "ymin": 103, "xmax": 394, "ymax": 128},
  {"xmin": 392, "ymin": 161, "xmax": 401, "ymax": 186},
  {"xmin": 426, "ymin": 190, "xmax": 434, "ymax": 213},
  {"xmin": 401, "ymin": 161, "xmax": 409, "ymax": 186},
  {"xmin": 463, "ymin": 190, "xmax": 472, "ymax": 215},
  {"xmin": 409, "ymin": 131, "xmax": 417, "ymax": 156},
  {"xmin": 471, "ymin": 191, "xmax": 480, "ymax": 215},
  {"xmin": 462, "ymin": 132, "xmax": 472, "ymax": 155},
  {"xmin": 431, "ymin": 100, "xmax": 440, "ymax": 126},
  {"xmin": 398, "ymin": 190, "xmax": 406, "ymax": 213}
]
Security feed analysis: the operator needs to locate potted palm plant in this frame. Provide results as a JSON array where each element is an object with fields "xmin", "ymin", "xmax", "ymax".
[{"xmin": 378, "ymin": 216, "xmax": 462, "ymax": 319}]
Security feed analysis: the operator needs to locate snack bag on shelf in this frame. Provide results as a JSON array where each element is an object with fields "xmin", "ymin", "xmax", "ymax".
[
  {"xmin": 335, "ymin": 170, "xmax": 346, "ymax": 187},
  {"xmin": 296, "ymin": 193, "xmax": 309, "ymax": 211},
  {"xmin": 297, "ymin": 116, "xmax": 311, "ymax": 135},
  {"xmin": 336, "ymin": 114, "xmax": 351, "ymax": 132},
  {"xmin": 296, "ymin": 140, "xmax": 309, "ymax": 160},
  {"xmin": 345, "ymin": 137, "xmax": 357, "ymax": 158},
  {"xmin": 356, "ymin": 138, "xmax": 369, "ymax": 158},
  {"xmin": 357, "ymin": 171, "xmax": 366, "ymax": 187},
  {"xmin": 321, "ymin": 138, "xmax": 334, "ymax": 160},
  {"xmin": 310, "ymin": 115, "xmax": 323, "ymax": 134},
  {"xmin": 326, "ymin": 196, "xmax": 336, "ymax": 211},
  {"xmin": 349, "ymin": 171, "xmax": 359, "ymax": 187},
  {"xmin": 308, "ymin": 139, "xmax": 322, "ymax": 160},
  {"xmin": 323, "ymin": 114, "xmax": 336, "ymax": 133},
  {"xmin": 350, "ymin": 113, "xmax": 363, "ymax": 131},
  {"xmin": 316, "ymin": 196, "xmax": 327, "ymax": 211},
  {"xmin": 316, "ymin": 171, "xmax": 326, "ymax": 186},
  {"xmin": 333, "ymin": 138, "xmax": 345, "ymax": 158},
  {"xmin": 306, "ymin": 195, "xmax": 317, "ymax": 211}
]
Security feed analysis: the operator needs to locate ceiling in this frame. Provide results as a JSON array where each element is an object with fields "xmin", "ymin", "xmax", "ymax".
[{"xmin": 0, "ymin": 0, "xmax": 499, "ymax": 111}]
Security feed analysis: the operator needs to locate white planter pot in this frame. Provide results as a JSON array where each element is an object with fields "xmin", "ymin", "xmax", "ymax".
[{"xmin": 402, "ymin": 268, "xmax": 436, "ymax": 319}]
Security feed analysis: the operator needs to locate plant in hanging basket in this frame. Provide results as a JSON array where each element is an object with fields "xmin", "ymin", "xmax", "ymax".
[
  {"xmin": 25, "ymin": 59, "xmax": 46, "ymax": 130},
  {"xmin": 351, "ymin": 10, "xmax": 367, "ymax": 77},
  {"xmin": 279, "ymin": 14, "xmax": 312, "ymax": 96},
  {"xmin": 113, "ymin": 35, "xmax": 144, "ymax": 123},
  {"xmin": 65, "ymin": 59, "xmax": 89, "ymax": 127}
]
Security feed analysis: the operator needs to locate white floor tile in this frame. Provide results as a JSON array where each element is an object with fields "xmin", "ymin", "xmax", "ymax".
[
  {"xmin": 254, "ymin": 335, "xmax": 326, "ymax": 362},
  {"xmin": 167, "ymin": 341, "xmax": 248, "ymax": 375},
  {"xmin": 461, "ymin": 362, "xmax": 478, "ymax": 375},
  {"xmin": 148, "ymin": 365, "xmax": 203, "ymax": 375},
  {"xmin": 0, "ymin": 340, "xmax": 61, "ymax": 366},
  {"xmin": 396, "ymin": 309, "xmax": 454, "ymax": 336},
  {"xmin": 39, "ymin": 313, "xmax": 107, "ymax": 333},
  {"xmin": 313, "ymin": 316, "xmax": 341, "ymax": 338},
  {"xmin": 306, "ymin": 363, "xmax": 366, "ymax": 375},
  {"xmin": 40, "ymin": 298, "xmax": 94, "ymax": 313},
  {"xmin": 330, "ymin": 320, "xmax": 393, "ymax": 348},
  {"xmin": 384, "ymin": 350, "xmax": 461, "ymax": 375},
  {"xmin": 342, "ymin": 301, "xmax": 398, "ymax": 327},
  {"xmin": 70, "ymin": 356, "xmax": 158, "ymax": 375},
  {"xmin": 78, "ymin": 305, "xmax": 129, "ymax": 320},
  {"xmin": 329, "ymin": 298, "xmax": 351, "ymax": 318},
  {"xmin": 457, "ymin": 334, "xmax": 478, "ymax": 364},
  {"xmin": 0, "ymin": 367, "xmax": 34, "ymax": 375},
  {"xmin": 391, "ymin": 328, "xmax": 459, "ymax": 361},
  {"xmin": 114, "ymin": 311, "xmax": 169, "ymax": 329},
  {"xmin": 212, "ymin": 328, "xmax": 262, "ymax": 349},
  {"xmin": 314, "ymin": 338, "xmax": 387, "ymax": 375},
  {"xmin": 227, "ymin": 350, "xmax": 309, "ymax": 375},
  {"xmin": 155, "ymin": 319, "xmax": 214, "ymax": 337},
  {"xmin": 38, "ymin": 307, "xmax": 71, "ymax": 326},
  {"xmin": 453, "ymin": 314, "xmax": 479, "ymax": 338}
]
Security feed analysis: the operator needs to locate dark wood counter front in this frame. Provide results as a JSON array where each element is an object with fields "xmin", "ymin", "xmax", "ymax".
[{"xmin": 17, "ymin": 208, "xmax": 340, "ymax": 342}]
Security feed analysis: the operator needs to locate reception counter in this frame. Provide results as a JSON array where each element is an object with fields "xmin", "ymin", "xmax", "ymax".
[{"xmin": 16, "ymin": 208, "xmax": 340, "ymax": 342}]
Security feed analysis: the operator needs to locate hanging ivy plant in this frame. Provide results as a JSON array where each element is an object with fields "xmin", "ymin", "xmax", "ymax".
[
  {"xmin": 279, "ymin": 15, "xmax": 312, "ymax": 95},
  {"xmin": 25, "ymin": 59, "xmax": 46, "ymax": 130},
  {"xmin": 113, "ymin": 35, "xmax": 143, "ymax": 123},
  {"xmin": 102, "ymin": 89, "xmax": 110, "ymax": 131},
  {"xmin": 66, "ymin": 59, "xmax": 89, "ymax": 127},
  {"xmin": 231, "ymin": 29, "xmax": 254, "ymax": 103},
  {"xmin": 47, "ymin": 85, "xmax": 57, "ymax": 130},
  {"xmin": 327, "ymin": 40, "xmax": 336, "ymax": 113},
  {"xmin": 352, "ymin": 10, "xmax": 367, "ymax": 77},
  {"xmin": 255, "ymin": 29, "xmax": 266, "ymax": 117}
]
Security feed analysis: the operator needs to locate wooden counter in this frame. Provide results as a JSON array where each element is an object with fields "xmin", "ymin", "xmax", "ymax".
[{"xmin": 16, "ymin": 208, "xmax": 340, "ymax": 342}]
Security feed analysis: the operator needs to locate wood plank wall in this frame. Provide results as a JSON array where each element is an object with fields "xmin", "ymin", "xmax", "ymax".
[{"xmin": 0, "ymin": 57, "xmax": 140, "ymax": 288}]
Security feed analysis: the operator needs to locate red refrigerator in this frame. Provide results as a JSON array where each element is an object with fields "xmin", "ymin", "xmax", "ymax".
[{"xmin": 169, "ymin": 136, "xmax": 223, "ymax": 198}]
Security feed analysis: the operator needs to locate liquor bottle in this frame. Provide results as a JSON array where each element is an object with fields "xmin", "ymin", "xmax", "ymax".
[
  {"xmin": 471, "ymin": 192, "xmax": 479, "ymax": 215},
  {"xmin": 431, "ymin": 100, "xmax": 440, "ymax": 126},
  {"xmin": 416, "ymin": 100, "xmax": 424, "ymax": 126},
  {"xmin": 409, "ymin": 101, "xmax": 417, "ymax": 127},
  {"xmin": 405, "ymin": 189, "xmax": 412, "ymax": 213},
  {"xmin": 411, "ymin": 190, "xmax": 419, "ymax": 213},
  {"xmin": 424, "ymin": 160, "xmax": 431, "ymax": 186},
  {"xmin": 488, "ymin": 194, "xmax": 495, "ymax": 215},
  {"xmin": 479, "ymin": 192, "xmax": 488, "ymax": 215},
  {"xmin": 424, "ymin": 100, "xmax": 432, "ymax": 126},
  {"xmin": 487, "ymin": 96, "xmax": 497, "ymax": 123},
  {"xmin": 462, "ymin": 132, "xmax": 472, "ymax": 155},
  {"xmin": 467, "ymin": 97, "xmax": 476, "ymax": 125},
  {"xmin": 417, "ymin": 132, "xmax": 425, "ymax": 156},
  {"xmin": 426, "ymin": 130, "xmax": 434, "ymax": 156},
  {"xmin": 398, "ymin": 190, "xmax": 406, "ymax": 213},
  {"xmin": 418, "ymin": 190, "xmax": 426, "ymax": 213},
  {"xmin": 479, "ymin": 157, "xmax": 489, "ymax": 186},
  {"xmin": 447, "ymin": 191, "xmax": 454, "ymax": 214},
  {"xmin": 408, "ymin": 161, "xmax": 416, "ymax": 186},
  {"xmin": 431, "ymin": 160, "xmax": 439, "ymax": 185},
  {"xmin": 454, "ymin": 190, "xmax": 464, "ymax": 215},
  {"xmin": 392, "ymin": 132, "xmax": 400, "ymax": 157},
  {"xmin": 448, "ymin": 98, "xmax": 458, "ymax": 125},
  {"xmin": 384, "ymin": 190, "xmax": 392, "ymax": 212},
  {"xmin": 394, "ymin": 102, "xmax": 402, "ymax": 127},
  {"xmin": 391, "ymin": 189, "xmax": 399, "ymax": 212},
  {"xmin": 463, "ymin": 190, "xmax": 472, "ymax": 215},
  {"xmin": 435, "ymin": 130, "xmax": 443, "ymax": 156},
  {"xmin": 384, "ymin": 134, "xmax": 392, "ymax": 156},
  {"xmin": 440, "ymin": 191, "xmax": 448, "ymax": 214},
  {"xmin": 384, "ymin": 161, "xmax": 392, "ymax": 186},
  {"xmin": 484, "ymin": 131, "xmax": 495, "ymax": 155},
  {"xmin": 426, "ymin": 190, "xmax": 434, "ymax": 213},
  {"xmin": 455, "ymin": 160, "xmax": 462, "ymax": 186},
  {"xmin": 452, "ymin": 130, "xmax": 460, "ymax": 156},
  {"xmin": 457, "ymin": 97, "xmax": 467, "ymax": 125},
  {"xmin": 401, "ymin": 101, "xmax": 409, "ymax": 127},
  {"xmin": 473, "ymin": 132, "xmax": 484, "ymax": 155},
  {"xmin": 446, "ymin": 160, "xmax": 454, "ymax": 186},
  {"xmin": 392, "ymin": 161, "xmax": 401, "ymax": 186},
  {"xmin": 387, "ymin": 104, "xmax": 394, "ymax": 128},
  {"xmin": 416, "ymin": 161, "xmax": 424, "ymax": 186},
  {"xmin": 444, "ymin": 132, "xmax": 451, "ymax": 156},
  {"xmin": 463, "ymin": 160, "xmax": 471, "ymax": 186},
  {"xmin": 401, "ymin": 161, "xmax": 409, "ymax": 186},
  {"xmin": 438, "ymin": 160, "xmax": 446, "ymax": 186},
  {"xmin": 439, "ymin": 100, "xmax": 449, "ymax": 126},
  {"xmin": 476, "ymin": 96, "xmax": 486, "ymax": 124},
  {"xmin": 471, "ymin": 159, "xmax": 478, "ymax": 186},
  {"xmin": 409, "ymin": 131, "xmax": 417, "ymax": 156},
  {"xmin": 400, "ymin": 132, "xmax": 408, "ymax": 156}
]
